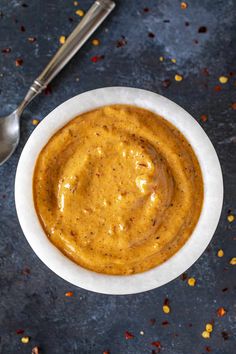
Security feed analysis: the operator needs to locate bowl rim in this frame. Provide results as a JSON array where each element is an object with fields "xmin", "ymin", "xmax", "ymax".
[{"xmin": 15, "ymin": 86, "xmax": 224, "ymax": 295}]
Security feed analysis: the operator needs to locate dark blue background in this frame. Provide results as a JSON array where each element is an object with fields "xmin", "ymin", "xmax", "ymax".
[{"xmin": 0, "ymin": 1, "xmax": 235, "ymax": 353}]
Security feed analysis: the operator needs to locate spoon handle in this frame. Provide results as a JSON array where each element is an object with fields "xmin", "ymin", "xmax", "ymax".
[{"xmin": 18, "ymin": 0, "xmax": 115, "ymax": 112}]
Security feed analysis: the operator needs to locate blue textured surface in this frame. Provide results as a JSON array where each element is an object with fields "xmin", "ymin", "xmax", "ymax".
[{"xmin": 0, "ymin": 1, "xmax": 236, "ymax": 353}]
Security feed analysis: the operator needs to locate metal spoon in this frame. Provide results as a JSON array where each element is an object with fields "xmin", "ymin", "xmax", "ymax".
[{"xmin": 0, "ymin": 0, "xmax": 115, "ymax": 166}]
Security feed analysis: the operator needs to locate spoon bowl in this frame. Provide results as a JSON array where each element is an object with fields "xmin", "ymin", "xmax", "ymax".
[{"xmin": 0, "ymin": 111, "xmax": 20, "ymax": 165}]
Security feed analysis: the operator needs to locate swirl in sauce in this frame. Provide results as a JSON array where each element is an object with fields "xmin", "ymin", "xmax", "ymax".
[{"xmin": 33, "ymin": 105, "xmax": 203, "ymax": 275}]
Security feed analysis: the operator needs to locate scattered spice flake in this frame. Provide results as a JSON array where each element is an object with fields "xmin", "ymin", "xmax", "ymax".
[
  {"xmin": 180, "ymin": 272, "xmax": 187, "ymax": 280},
  {"xmin": 59, "ymin": 36, "xmax": 66, "ymax": 44},
  {"xmin": 171, "ymin": 58, "xmax": 176, "ymax": 63},
  {"xmin": 32, "ymin": 346, "xmax": 40, "ymax": 354},
  {"xmin": 188, "ymin": 277, "xmax": 196, "ymax": 286},
  {"xmin": 75, "ymin": 9, "xmax": 85, "ymax": 17},
  {"xmin": 219, "ymin": 76, "xmax": 228, "ymax": 84},
  {"xmin": 222, "ymin": 287, "xmax": 228, "ymax": 292},
  {"xmin": 68, "ymin": 17, "xmax": 74, "ymax": 22},
  {"xmin": 91, "ymin": 55, "xmax": 104, "ymax": 63},
  {"xmin": 231, "ymin": 102, "xmax": 236, "ymax": 110},
  {"xmin": 205, "ymin": 323, "xmax": 213, "ymax": 333},
  {"xmin": 181, "ymin": 2, "xmax": 188, "ymax": 9},
  {"xmin": 163, "ymin": 304, "xmax": 170, "ymax": 314},
  {"xmin": 227, "ymin": 214, "xmax": 234, "ymax": 222},
  {"xmin": 229, "ymin": 257, "xmax": 236, "ymax": 265},
  {"xmin": 202, "ymin": 331, "xmax": 210, "ymax": 339},
  {"xmin": 198, "ymin": 26, "xmax": 207, "ymax": 33},
  {"xmin": 32, "ymin": 119, "xmax": 39, "ymax": 126},
  {"xmin": 143, "ymin": 7, "xmax": 149, "ymax": 13},
  {"xmin": 148, "ymin": 32, "xmax": 155, "ymax": 38},
  {"xmin": 205, "ymin": 346, "xmax": 212, "ymax": 352},
  {"xmin": 44, "ymin": 85, "xmax": 52, "ymax": 95},
  {"xmin": 92, "ymin": 38, "xmax": 100, "ymax": 46},
  {"xmin": 217, "ymin": 249, "xmax": 224, "ymax": 257},
  {"xmin": 2, "ymin": 48, "xmax": 11, "ymax": 53},
  {"xmin": 21, "ymin": 336, "xmax": 30, "ymax": 344},
  {"xmin": 16, "ymin": 329, "xmax": 24, "ymax": 335},
  {"xmin": 65, "ymin": 291, "xmax": 73, "ymax": 297},
  {"xmin": 150, "ymin": 318, "xmax": 156, "ymax": 325},
  {"xmin": 116, "ymin": 36, "xmax": 127, "ymax": 48},
  {"xmin": 162, "ymin": 320, "xmax": 169, "ymax": 326},
  {"xmin": 22, "ymin": 266, "xmax": 30, "ymax": 275},
  {"xmin": 202, "ymin": 68, "xmax": 210, "ymax": 76},
  {"xmin": 124, "ymin": 331, "xmax": 134, "ymax": 340},
  {"xmin": 217, "ymin": 307, "xmax": 226, "ymax": 317},
  {"xmin": 175, "ymin": 74, "xmax": 183, "ymax": 82},
  {"xmin": 28, "ymin": 36, "xmax": 36, "ymax": 43},
  {"xmin": 15, "ymin": 58, "xmax": 23, "ymax": 67},
  {"xmin": 20, "ymin": 25, "xmax": 26, "ymax": 32},
  {"xmin": 151, "ymin": 341, "xmax": 161, "ymax": 348},
  {"xmin": 214, "ymin": 85, "xmax": 222, "ymax": 92},
  {"xmin": 162, "ymin": 79, "xmax": 171, "ymax": 88},
  {"xmin": 222, "ymin": 331, "xmax": 229, "ymax": 340},
  {"xmin": 200, "ymin": 114, "xmax": 208, "ymax": 122}
]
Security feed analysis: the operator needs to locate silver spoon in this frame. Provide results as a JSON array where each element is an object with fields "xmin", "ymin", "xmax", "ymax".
[{"xmin": 0, "ymin": 0, "xmax": 115, "ymax": 166}]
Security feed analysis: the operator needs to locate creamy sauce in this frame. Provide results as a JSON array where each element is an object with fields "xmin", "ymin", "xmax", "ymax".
[{"xmin": 33, "ymin": 105, "xmax": 203, "ymax": 275}]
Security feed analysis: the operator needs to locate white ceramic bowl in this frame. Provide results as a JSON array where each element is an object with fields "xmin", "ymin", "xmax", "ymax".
[{"xmin": 15, "ymin": 87, "xmax": 223, "ymax": 295}]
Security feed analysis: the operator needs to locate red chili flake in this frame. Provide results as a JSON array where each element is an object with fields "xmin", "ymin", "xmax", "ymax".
[
  {"xmin": 205, "ymin": 346, "xmax": 212, "ymax": 352},
  {"xmin": 15, "ymin": 58, "xmax": 23, "ymax": 66},
  {"xmin": 151, "ymin": 341, "xmax": 161, "ymax": 348},
  {"xmin": 103, "ymin": 351, "xmax": 110, "ymax": 354},
  {"xmin": 116, "ymin": 36, "xmax": 127, "ymax": 48},
  {"xmin": 162, "ymin": 320, "xmax": 169, "ymax": 326},
  {"xmin": 229, "ymin": 71, "xmax": 235, "ymax": 77},
  {"xmin": 163, "ymin": 298, "xmax": 169, "ymax": 306},
  {"xmin": 222, "ymin": 287, "xmax": 228, "ymax": 292},
  {"xmin": 124, "ymin": 331, "xmax": 134, "ymax": 340},
  {"xmin": 222, "ymin": 331, "xmax": 229, "ymax": 340},
  {"xmin": 22, "ymin": 266, "xmax": 30, "ymax": 275},
  {"xmin": 44, "ymin": 84, "xmax": 52, "ymax": 95},
  {"xmin": 20, "ymin": 25, "xmax": 26, "ymax": 32},
  {"xmin": 214, "ymin": 85, "xmax": 222, "ymax": 92},
  {"xmin": 217, "ymin": 307, "xmax": 226, "ymax": 317},
  {"xmin": 32, "ymin": 347, "xmax": 40, "ymax": 354},
  {"xmin": 162, "ymin": 79, "xmax": 171, "ymax": 88},
  {"xmin": 2, "ymin": 48, "xmax": 11, "ymax": 54},
  {"xmin": 16, "ymin": 329, "xmax": 24, "ymax": 334},
  {"xmin": 231, "ymin": 102, "xmax": 236, "ymax": 110},
  {"xmin": 28, "ymin": 37, "xmax": 36, "ymax": 43},
  {"xmin": 198, "ymin": 26, "xmax": 207, "ymax": 33},
  {"xmin": 143, "ymin": 7, "xmax": 149, "ymax": 12},
  {"xmin": 148, "ymin": 32, "xmax": 155, "ymax": 38},
  {"xmin": 200, "ymin": 114, "xmax": 208, "ymax": 122},
  {"xmin": 150, "ymin": 318, "xmax": 156, "ymax": 325},
  {"xmin": 91, "ymin": 55, "xmax": 104, "ymax": 63},
  {"xmin": 65, "ymin": 291, "xmax": 73, "ymax": 297},
  {"xmin": 180, "ymin": 272, "xmax": 187, "ymax": 280},
  {"xmin": 202, "ymin": 68, "xmax": 209, "ymax": 76}
]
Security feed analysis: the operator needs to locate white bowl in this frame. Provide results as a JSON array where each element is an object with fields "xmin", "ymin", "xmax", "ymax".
[{"xmin": 15, "ymin": 87, "xmax": 223, "ymax": 295}]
